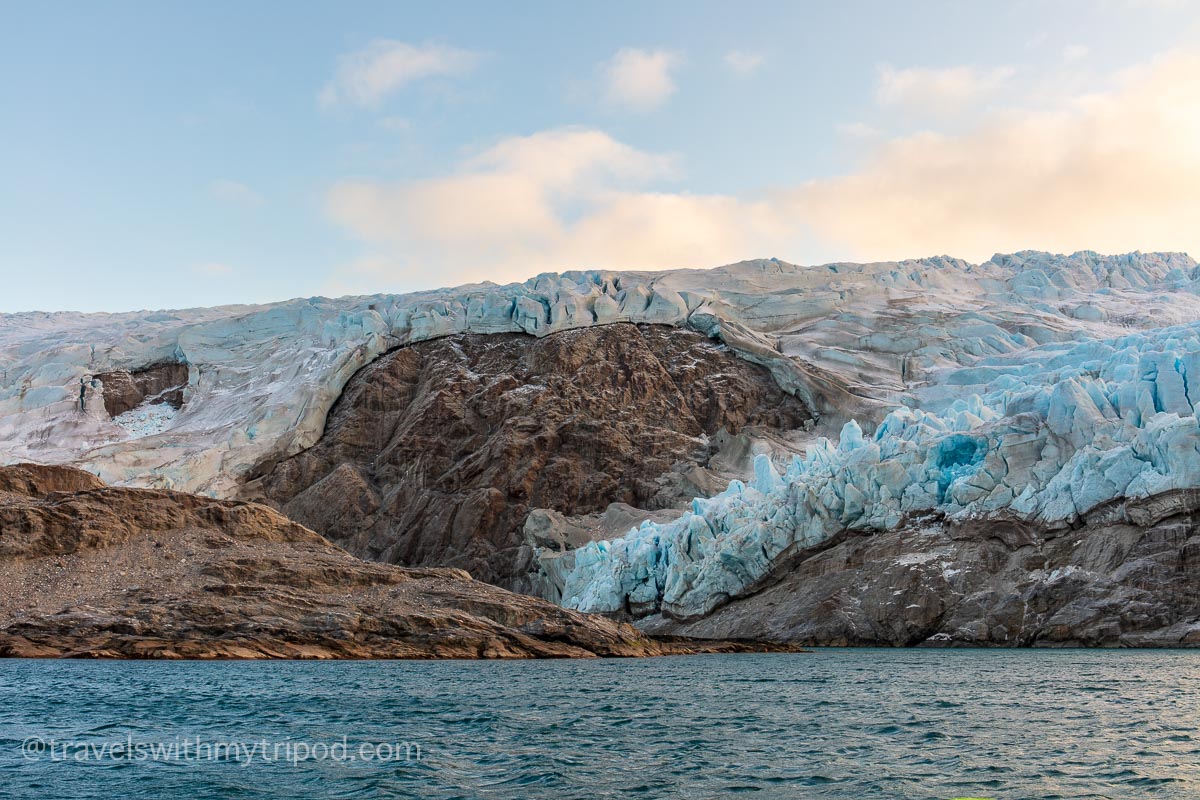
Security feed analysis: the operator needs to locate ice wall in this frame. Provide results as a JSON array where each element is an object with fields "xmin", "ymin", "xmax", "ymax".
[{"xmin": 557, "ymin": 320, "xmax": 1200, "ymax": 620}]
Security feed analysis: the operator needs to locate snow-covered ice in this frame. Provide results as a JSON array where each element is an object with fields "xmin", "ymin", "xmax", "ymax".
[{"xmin": 111, "ymin": 401, "xmax": 178, "ymax": 438}]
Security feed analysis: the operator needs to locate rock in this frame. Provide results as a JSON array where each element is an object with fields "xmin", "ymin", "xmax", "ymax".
[
  {"xmin": 95, "ymin": 361, "xmax": 188, "ymax": 416},
  {"xmin": 0, "ymin": 465, "xmax": 792, "ymax": 659},
  {"xmin": 642, "ymin": 493, "xmax": 1200, "ymax": 647},
  {"xmin": 242, "ymin": 324, "xmax": 811, "ymax": 588},
  {"xmin": 523, "ymin": 509, "xmax": 593, "ymax": 552},
  {"xmin": 0, "ymin": 462, "xmax": 106, "ymax": 496}
]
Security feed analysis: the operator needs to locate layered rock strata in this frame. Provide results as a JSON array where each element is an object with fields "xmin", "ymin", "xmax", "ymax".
[{"xmin": 0, "ymin": 464, "xmax": 789, "ymax": 659}]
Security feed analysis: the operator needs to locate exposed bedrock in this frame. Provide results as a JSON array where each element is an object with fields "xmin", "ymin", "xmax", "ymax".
[
  {"xmin": 641, "ymin": 490, "xmax": 1200, "ymax": 647},
  {"xmin": 0, "ymin": 464, "xmax": 788, "ymax": 659},
  {"xmin": 95, "ymin": 361, "xmax": 188, "ymax": 416},
  {"xmin": 0, "ymin": 462, "xmax": 107, "ymax": 496},
  {"xmin": 243, "ymin": 323, "xmax": 811, "ymax": 588}
]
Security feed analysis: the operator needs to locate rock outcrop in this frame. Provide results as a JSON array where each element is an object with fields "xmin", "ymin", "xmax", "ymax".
[
  {"xmin": 641, "ymin": 491, "xmax": 1200, "ymax": 647},
  {"xmin": 243, "ymin": 324, "xmax": 810, "ymax": 588},
  {"xmin": 0, "ymin": 464, "xmax": 790, "ymax": 659},
  {"xmin": 95, "ymin": 361, "xmax": 188, "ymax": 416},
  {"xmin": 0, "ymin": 462, "xmax": 106, "ymax": 496}
]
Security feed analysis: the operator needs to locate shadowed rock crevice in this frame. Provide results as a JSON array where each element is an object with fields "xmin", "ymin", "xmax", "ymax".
[
  {"xmin": 96, "ymin": 361, "xmax": 188, "ymax": 416},
  {"xmin": 244, "ymin": 324, "xmax": 812, "ymax": 588}
]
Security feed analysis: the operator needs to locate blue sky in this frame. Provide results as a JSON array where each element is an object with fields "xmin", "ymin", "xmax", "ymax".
[{"xmin": 3, "ymin": 1, "xmax": 1200, "ymax": 312}]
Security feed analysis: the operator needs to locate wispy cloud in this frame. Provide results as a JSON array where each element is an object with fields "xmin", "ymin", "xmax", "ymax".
[
  {"xmin": 724, "ymin": 50, "xmax": 766, "ymax": 76},
  {"xmin": 210, "ymin": 179, "xmax": 263, "ymax": 208},
  {"xmin": 602, "ymin": 48, "xmax": 681, "ymax": 112},
  {"xmin": 836, "ymin": 121, "xmax": 883, "ymax": 140},
  {"xmin": 875, "ymin": 63, "xmax": 1015, "ymax": 114},
  {"xmin": 324, "ymin": 127, "xmax": 792, "ymax": 293},
  {"xmin": 797, "ymin": 50, "xmax": 1200, "ymax": 261},
  {"xmin": 319, "ymin": 40, "xmax": 480, "ymax": 109},
  {"xmin": 1063, "ymin": 44, "xmax": 1090, "ymax": 61},
  {"xmin": 324, "ymin": 49, "xmax": 1200, "ymax": 294}
]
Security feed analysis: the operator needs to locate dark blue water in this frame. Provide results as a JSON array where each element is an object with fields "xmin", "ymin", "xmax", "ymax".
[{"xmin": 2, "ymin": 650, "xmax": 1199, "ymax": 799}]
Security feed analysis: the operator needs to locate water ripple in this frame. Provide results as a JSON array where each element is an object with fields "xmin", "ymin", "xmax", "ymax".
[{"xmin": 1, "ymin": 650, "xmax": 1198, "ymax": 798}]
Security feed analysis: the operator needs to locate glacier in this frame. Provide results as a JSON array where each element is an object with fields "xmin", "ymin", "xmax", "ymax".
[
  {"xmin": 4, "ymin": 249, "xmax": 1200, "ymax": 625},
  {"xmin": 557, "ymin": 320, "xmax": 1200, "ymax": 619}
]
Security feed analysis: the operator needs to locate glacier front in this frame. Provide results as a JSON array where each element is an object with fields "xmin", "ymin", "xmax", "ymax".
[{"xmin": 557, "ymin": 320, "xmax": 1200, "ymax": 620}]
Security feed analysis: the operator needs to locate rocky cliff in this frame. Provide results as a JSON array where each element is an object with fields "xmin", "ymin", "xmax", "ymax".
[
  {"xmin": 640, "ymin": 490, "xmax": 1200, "ymax": 647},
  {"xmin": 95, "ymin": 361, "xmax": 187, "ymax": 416},
  {"xmin": 0, "ymin": 464, "xmax": 784, "ymax": 659},
  {"xmin": 243, "ymin": 323, "xmax": 810, "ymax": 588}
]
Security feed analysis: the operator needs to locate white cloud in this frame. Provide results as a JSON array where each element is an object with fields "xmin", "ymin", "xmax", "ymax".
[
  {"xmin": 794, "ymin": 50, "xmax": 1200, "ymax": 262},
  {"xmin": 602, "ymin": 48, "xmax": 680, "ymax": 112},
  {"xmin": 836, "ymin": 121, "xmax": 883, "ymax": 140},
  {"xmin": 210, "ymin": 179, "xmax": 262, "ymax": 208},
  {"xmin": 1063, "ymin": 44, "xmax": 1090, "ymax": 61},
  {"xmin": 875, "ymin": 63, "xmax": 1016, "ymax": 113},
  {"xmin": 319, "ymin": 40, "xmax": 480, "ymax": 109},
  {"xmin": 724, "ymin": 50, "xmax": 766, "ymax": 76},
  {"xmin": 325, "ymin": 50, "xmax": 1200, "ymax": 294},
  {"xmin": 324, "ymin": 127, "xmax": 795, "ymax": 293}
]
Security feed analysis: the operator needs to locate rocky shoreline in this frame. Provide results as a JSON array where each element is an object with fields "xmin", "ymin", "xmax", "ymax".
[
  {"xmin": 0, "ymin": 465, "xmax": 801, "ymax": 660},
  {"xmin": 640, "ymin": 490, "xmax": 1200, "ymax": 647}
]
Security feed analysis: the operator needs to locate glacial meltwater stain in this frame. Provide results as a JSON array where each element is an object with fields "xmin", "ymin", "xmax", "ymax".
[{"xmin": 2, "ymin": 649, "xmax": 1199, "ymax": 799}]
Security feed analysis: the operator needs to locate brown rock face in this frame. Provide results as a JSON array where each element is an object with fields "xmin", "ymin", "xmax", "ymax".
[
  {"xmin": 95, "ymin": 361, "xmax": 188, "ymax": 416},
  {"xmin": 245, "ymin": 324, "xmax": 810, "ymax": 587},
  {"xmin": 645, "ymin": 492, "xmax": 1200, "ymax": 647},
  {"xmin": 0, "ymin": 462, "xmax": 106, "ymax": 496},
  {"xmin": 0, "ymin": 465, "xmax": 794, "ymax": 659}
]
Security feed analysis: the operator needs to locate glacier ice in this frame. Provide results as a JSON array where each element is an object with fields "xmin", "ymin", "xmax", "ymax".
[
  {"xmin": 555, "ymin": 320, "xmax": 1200, "ymax": 620},
  {"xmin": 111, "ymin": 401, "xmax": 178, "ymax": 438}
]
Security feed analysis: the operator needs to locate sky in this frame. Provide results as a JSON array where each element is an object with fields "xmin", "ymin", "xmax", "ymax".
[{"xmin": 3, "ymin": 0, "xmax": 1200, "ymax": 313}]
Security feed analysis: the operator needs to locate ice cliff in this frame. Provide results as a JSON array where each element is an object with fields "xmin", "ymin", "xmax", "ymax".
[
  {"xmin": 545, "ymin": 252, "xmax": 1200, "ymax": 621},
  {"xmin": 3, "ymin": 251, "xmax": 1200, "ymax": 624},
  {"xmin": 557, "ymin": 320, "xmax": 1200, "ymax": 619}
]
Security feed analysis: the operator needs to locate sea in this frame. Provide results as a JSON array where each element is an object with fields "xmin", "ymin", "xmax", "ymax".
[{"xmin": 2, "ymin": 649, "xmax": 1198, "ymax": 799}]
